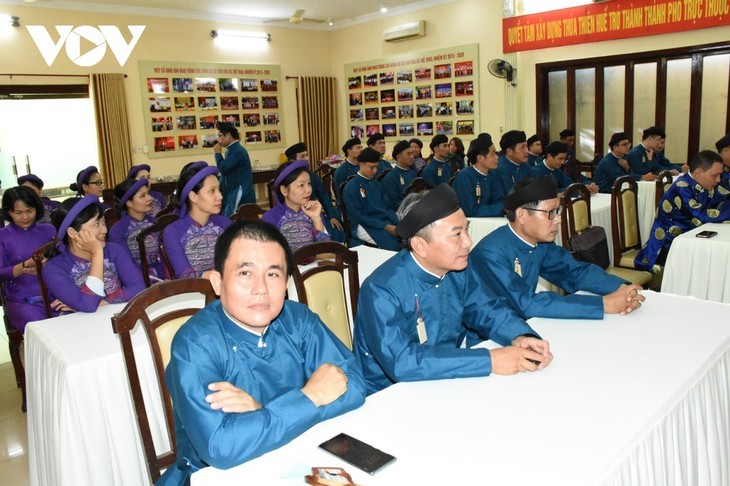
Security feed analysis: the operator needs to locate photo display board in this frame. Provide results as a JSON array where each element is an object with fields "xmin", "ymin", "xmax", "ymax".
[
  {"xmin": 344, "ymin": 44, "xmax": 479, "ymax": 143},
  {"xmin": 138, "ymin": 61, "xmax": 284, "ymax": 158}
]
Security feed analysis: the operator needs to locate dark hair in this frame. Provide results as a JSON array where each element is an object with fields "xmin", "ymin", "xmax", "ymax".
[
  {"xmin": 216, "ymin": 121, "xmax": 239, "ymax": 140},
  {"xmin": 559, "ymin": 129, "xmax": 575, "ymax": 138},
  {"xmin": 274, "ymin": 162, "xmax": 308, "ymax": 202},
  {"xmin": 69, "ymin": 168, "xmax": 99, "ymax": 195},
  {"xmin": 2, "ymin": 186, "xmax": 45, "ymax": 223},
  {"xmin": 214, "ymin": 220, "xmax": 293, "ymax": 277},
  {"xmin": 544, "ymin": 141, "xmax": 569, "ymax": 158},
  {"xmin": 409, "ymin": 138, "xmax": 423, "ymax": 149},
  {"xmin": 169, "ymin": 164, "xmax": 208, "ymax": 213},
  {"xmin": 51, "ymin": 197, "xmax": 102, "ymax": 247},
  {"xmin": 113, "ymin": 179, "xmax": 140, "ymax": 216},
  {"xmin": 450, "ymin": 137, "xmax": 465, "ymax": 156},
  {"xmin": 608, "ymin": 132, "xmax": 629, "ymax": 150},
  {"xmin": 689, "ymin": 150, "xmax": 723, "ymax": 173}
]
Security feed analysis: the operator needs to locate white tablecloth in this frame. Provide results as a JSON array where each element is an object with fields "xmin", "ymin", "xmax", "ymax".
[
  {"xmin": 193, "ymin": 291, "xmax": 730, "ymax": 486},
  {"xmin": 661, "ymin": 222, "xmax": 730, "ymax": 302},
  {"xmin": 26, "ymin": 294, "xmax": 206, "ymax": 486}
]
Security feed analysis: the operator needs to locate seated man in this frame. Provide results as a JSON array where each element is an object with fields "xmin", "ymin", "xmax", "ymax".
[
  {"xmin": 366, "ymin": 133, "xmax": 395, "ymax": 176},
  {"xmin": 624, "ymin": 127, "xmax": 668, "ymax": 179},
  {"xmin": 161, "ymin": 221, "xmax": 366, "ymax": 485},
  {"xmin": 381, "ymin": 139, "xmax": 416, "ymax": 211},
  {"xmin": 285, "ymin": 142, "xmax": 345, "ymax": 243},
  {"xmin": 353, "ymin": 184, "xmax": 552, "ymax": 395},
  {"xmin": 333, "ymin": 137, "xmax": 362, "ymax": 202},
  {"xmin": 559, "ymin": 128, "xmax": 576, "ymax": 159},
  {"xmin": 420, "ymin": 134, "xmax": 453, "ymax": 187},
  {"xmin": 594, "ymin": 132, "xmax": 654, "ymax": 193},
  {"xmin": 496, "ymin": 130, "xmax": 532, "ymax": 195},
  {"xmin": 470, "ymin": 177, "xmax": 644, "ymax": 320},
  {"xmin": 526, "ymin": 134, "xmax": 542, "ymax": 167},
  {"xmin": 715, "ymin": 134, "xmax": 730, "ymax": 193},
  {"xmin": 654, "ymin": 135, "xmax": 688, "ymax": 173},
  {"xmin": 635, "ymin": 150, "xmax": 730, "ymax": 270},
  {"xmin": 531, "ymin": 141, "xmax": 575, "ymax": 193},
  {"xmin": 342, "ymin": 147, "xmax": 400, "ymax": 250},
  {"xmin": 452, "ymin": 133, "xmax": 504, "ymax": 217}
]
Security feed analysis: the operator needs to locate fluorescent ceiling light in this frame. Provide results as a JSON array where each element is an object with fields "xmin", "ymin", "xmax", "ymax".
[
  {"xmin": 210, "ymin": 30, "xmax": 270, "ymax": 41},
  {"xmin": 2, "ymin": 15, "xmax": 20, "ymax": 27}
]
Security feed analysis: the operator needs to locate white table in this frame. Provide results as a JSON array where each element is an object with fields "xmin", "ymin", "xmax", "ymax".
[
  {"xmin": 26, "ymin": 294, "xmax": 206, "ymax": 486},
  {"xmin": 661, "ymin": 222, "xmax": 730, "ymax": 302},
  {"xmin": 193, "ymin": 291, "xmax": 730, "ymax": 486},
  {"xmin": 25, "ymin": 248, "xmax": 393, "ymax": 486}
]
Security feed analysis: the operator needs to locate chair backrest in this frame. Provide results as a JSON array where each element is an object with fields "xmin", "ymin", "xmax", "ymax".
[
  {"xmin": 102, "ymin": 188, "xmax": 114, "ymax": 207},
  {"xmin": 155, "ymin": 203, "xmax": 175, "ymax": 218},
  {"xmin": 448, "ymin": 157, "xmax": 461, "ymax": 176},
  {"xmin": 448, "ymin": 169, "xmax": 459, "ymax": 186},
  {"xmin": 110, "ymin": 278, "xmax": 217, "ymax": 484},
  {"xmin": 291, "ymin": 242, "xmax": 359, "ymax": 350},
  {"xmin": 376, "ymin": 168, "xmax": 391, "ymax": 181},
  {"xmin": 230, "ymin": 203, "xmax": 265, "ymax": 223},
  {"xmin": 32, "ymin": 239, "xmax": 57, "ymax": 318},
  {"xmin": 267, "ymin": 178, "xmax": 276, "ymax": 209},
  {"xmin": 563, "ymin": 154, "xmax": 581, "ymax": 182},
  {"xmin": 315, "ymin": 165, "xmax": 335, "ymax": 201},
  {"xmin": 338, "ymin": 177, "xmax": 355, "ymax": 245},
  {"xmin": 103, "ymin": 207, "xmax": 120, "ymax": 229},
  {"xmin": 403, "ymin": 177, "xmax": 432, "ymax": 197},
  {"xmin": 655, "ymin": 170, "xmax": 673, "ymax": 208},
  {"xmin": 610, "ymin": 175, "xmax": 642, "ymax": 266},
  {"xmin": 559, "ymin": 183, "xmax": 592, "ymax": 249},
  {"xmin": 1, "ymin": 282, "xmax": 26, "ymax": 411},
  {"xmin": 136, "ymin": 214, "xmax": 180, "ymax": 288}
]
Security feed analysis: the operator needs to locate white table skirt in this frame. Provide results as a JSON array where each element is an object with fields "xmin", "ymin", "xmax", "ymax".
[
  {"xmin": 661, "ymin": 222, "xmax": 730, "ymax": 303},
  {"xmin": 26, "ymin": 294, "xmax": 206, "ymax": 486},
  {"xmin": 192, "ymin": 291, "xmax": 730, "ymax": 486}
]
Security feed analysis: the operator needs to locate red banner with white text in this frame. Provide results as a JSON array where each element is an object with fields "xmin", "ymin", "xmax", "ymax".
[{"xmin": 503, "ymin": 0, "xmax": 730, "ymax": 53}]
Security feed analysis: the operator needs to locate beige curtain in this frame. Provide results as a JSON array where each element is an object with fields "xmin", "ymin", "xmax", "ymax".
[
  {"xmin": 91, "ymin": 73, "xmax": 132, "ymax": 187},
  {"xmin": 297, "ymin": 76, "xmax": 338, "ymax": 168}
]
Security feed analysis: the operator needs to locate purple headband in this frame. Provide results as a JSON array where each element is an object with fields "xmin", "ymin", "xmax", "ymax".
[
  {"xmin": 77, "ymin": 165, "xmax": 99, "ymax": 190},
  {"xmin": 274, "ymin": 160, "xmax": 310, "ymax": 204},
  {"xmin": 120, "ymin": 178, "xmax": 149, "ymax": 208},
  {"xmin": 180, "ymin": 166, "xmax": 219, "ymax": 216},
  {"xmin": 57, "ymin": 195, "xmax": 101, "ymax": 241},
  {"xmin": 127, "ymin": 164, "xmax": 151, "ymax": 179}
]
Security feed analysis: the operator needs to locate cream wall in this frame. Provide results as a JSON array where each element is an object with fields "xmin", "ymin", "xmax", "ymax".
[
  {"xmin": 1, "ymin": 1, "xmax": 726, "ymax": 173},
  {"xmin": 0, "ymin": 5, "xmax": 331, "ymax": 177}
]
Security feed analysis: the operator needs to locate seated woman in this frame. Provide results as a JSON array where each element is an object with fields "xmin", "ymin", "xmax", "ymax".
[
  {"xmin": 163, "ymin": 164, "xmax": 231, "ymax": 279},
  {"xmin": 0, "ymin": 187, "xmax": 56, "ymax": 332},
  {"xmin": 127, "ymin": 164, "xmax": 167, "ymax": 216},
  {"xmin": 43, "ymin": 195, "xmax": 145, "ymax": 313},
  {"xmin": 70, "ymin": 165, "xmax": 109, "ymax": 210},
  {"xmin": 447, "ymin": 136, "xmax": 466, "ymax": 170},
  {"xmin": 17, "ymin": 174, "xmax": 59, "ymax": 224},
  {"xmin": 108, "ymin": 178, "xmax": 167, "ymax": 281},
  {"xmin": 263, "ymin": 160, "xmax": 331, "ymax": 252}
]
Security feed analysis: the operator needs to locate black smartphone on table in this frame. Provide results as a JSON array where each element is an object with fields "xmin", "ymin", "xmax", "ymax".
[
  {"xmin": 318, "ymin": 433, "xmax": 396, "ymax": 475},
  {"xmin": 696, "ymin": 230, "xmax": 718, "ymax": 238}
]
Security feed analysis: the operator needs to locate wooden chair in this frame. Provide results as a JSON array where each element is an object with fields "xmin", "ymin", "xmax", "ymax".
[
  {"xmin": 291, "ymin": 242, "xmax": 359, "ymax": 350},
  {"xmin": 448, "ymin": 170, "xmax": 459, "ymax": 186},
  {"xmin": 155, "ymin": 203, "xmax": 175, "ymax": 218},
  {"xmin": 610, "ymin": 176, "xmax": 647, "ymax": 270},
  {"xmin": 136, "ymin": 214, "xmax": 179, "ymax": 288},
  {"xmin": 563, "ymin": 154, "xmax": 582, "ymax": 183},
  {"xmin": 102, "ymin": 188, "xmax": 115, "ymax": 207},
  {"xmin": 111, "ymin": 278, "xmax": 217, "ymax": 484},
  {"xmin": 403, "ymin": 177, "xmax": 432, "ymax": 196},
  {"xmin": 1, "ymin": 283, "xmax": 26, "ymax": 412},
  {"xmin": 230, "ymin": 203, "xmax": 265, "ymax": 223},
  {"xmin": 315, "ymin": 165, "xmax": 335, "ymax": 202},
  {"xmin": 103, "ymin": 207, "xmax": 120, "ymax": 229},
  {"xmin": 267, "ymin": 178, "xmax": 276, "ymax": 209},
  {"xmin": 561, "ymin": 183, "xmax": 652, "ymax": 286},
  {"xmin": 655, "ymin": 170, "xmax": 674, "ymax": 208},
  {"xmin": 32, "ymin": 239, "xmax": 57, "ymax": 319},
  {"xmin": 376, "ymin": 168, "xmax": 391, "ymax": 181}
]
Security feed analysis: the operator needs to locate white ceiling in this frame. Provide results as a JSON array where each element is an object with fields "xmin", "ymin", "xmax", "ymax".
[{"xmin": 7, "ymin": 0, "xmax": 459, "ymax": 30}]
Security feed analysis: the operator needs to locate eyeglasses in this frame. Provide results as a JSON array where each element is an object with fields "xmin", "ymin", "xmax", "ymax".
[
  {"xmin": 87, "ymin": 180, "xmax": 104, "ymax": 186},
  {"xmin": 525, "ymin": 205, "xmax": 562, "ymax": 220}
]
